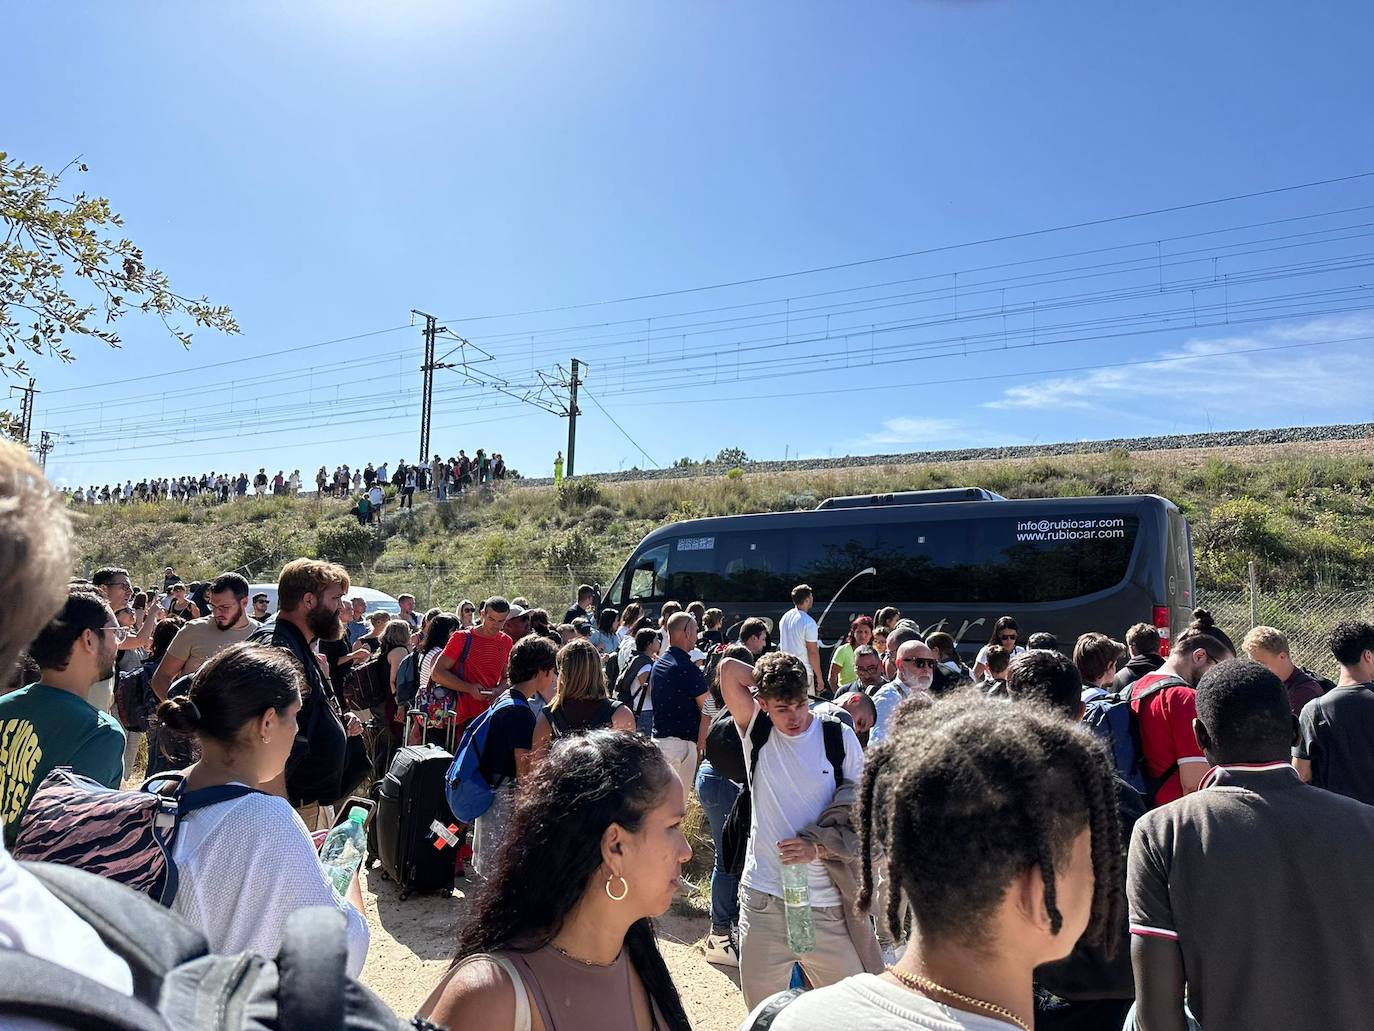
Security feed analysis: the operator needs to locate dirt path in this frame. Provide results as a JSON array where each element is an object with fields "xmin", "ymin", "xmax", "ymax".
[{"xmin": 359, "ymin": 869, "xmax": 747, "ymax": 1030}]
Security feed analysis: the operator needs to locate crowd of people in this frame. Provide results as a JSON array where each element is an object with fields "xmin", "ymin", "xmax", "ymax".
[
  {"xmin": 6, "ymin": 434, "xmax": 1374, "ymax": 1030},
  {"xmin": 59, "ymin": 449, "xmax": 512, "ymax": 507}
]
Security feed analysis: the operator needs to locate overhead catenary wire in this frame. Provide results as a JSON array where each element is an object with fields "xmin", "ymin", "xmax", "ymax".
[
  {"xmin": 51, "ymin": 232, "xmax": 1374, "ymax": 440},
  {"xmin": 580, "ymin": 385, "xmax": 660, "ymax": 469},
  {"xmin": 436, "ymin": 171, "xmax": 1374, "ymax": 323}
]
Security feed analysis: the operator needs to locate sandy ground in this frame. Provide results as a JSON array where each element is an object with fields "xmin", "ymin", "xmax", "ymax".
[{"xmin": 359, "ymin": 866, "xmax": 748, "ymax": 1031}]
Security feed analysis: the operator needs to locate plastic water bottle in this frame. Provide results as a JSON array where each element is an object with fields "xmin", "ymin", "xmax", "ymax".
[
  {"xmin": 781, "ymin": 860, "xmax": 816, "ymax": 954},
  {"xmin": 320, "ymin": 806, "xmax": 368, "ymax": 896}
]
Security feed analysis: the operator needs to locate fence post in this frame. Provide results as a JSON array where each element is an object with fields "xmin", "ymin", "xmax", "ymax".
[
  {"xmin": 1248, "ymin": 560, "xmax": 1259, "ymax": 629},
  {"xmin": 497, "ymin": 564, "xmax": 507, "ymax": 595}
]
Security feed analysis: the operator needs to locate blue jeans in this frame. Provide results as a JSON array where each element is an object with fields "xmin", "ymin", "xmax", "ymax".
[{"xmin": 695, "ymin": 760, "xmax": 741, "ymax": 934}]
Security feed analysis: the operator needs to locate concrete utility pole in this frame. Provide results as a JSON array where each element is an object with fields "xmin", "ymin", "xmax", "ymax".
[{"xmin": 566, "ymin": 357, "xmax": 582, "ymax": 477}]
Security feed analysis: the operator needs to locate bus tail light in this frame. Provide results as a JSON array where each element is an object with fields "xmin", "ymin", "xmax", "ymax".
[{"xmin": 1153, "ymin": 606, "xmax": 1171, "ymax": 656}]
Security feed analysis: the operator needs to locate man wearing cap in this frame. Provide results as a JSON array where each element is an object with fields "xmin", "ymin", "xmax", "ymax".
[
  {"xmin": 503, "ymin": 604, "xmax": 531, "ymax": 643},
  {"xmin": 648, "ymin": 611, "xmax": 709, "ymax": 795}
]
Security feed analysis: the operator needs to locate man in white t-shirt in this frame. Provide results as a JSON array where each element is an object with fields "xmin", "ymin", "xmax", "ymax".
[
  {"xmin": 719, "ymin": 650, "xmax": 873, "ymax": 1009},
  {"xmin": 778, "ymin": 584, "xmax": 826, "ymax": 697}
]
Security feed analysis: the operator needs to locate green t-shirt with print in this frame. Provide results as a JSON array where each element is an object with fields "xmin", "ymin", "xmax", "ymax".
[{"xmin": 0, "ymin": 683, "xmax": 126, "ymax": 842}]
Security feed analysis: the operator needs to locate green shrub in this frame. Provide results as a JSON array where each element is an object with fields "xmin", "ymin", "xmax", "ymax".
[
  {"xmin": 726, "ymin": 467, "xmax": 744, "ymax": 480},
  {"xmin": 556, "ymin": 478, "xmax": 607, "ymax": 511},
  {"xmin": 316, "ymin": 520, "xmax": 377, "ymax": 564},
  {"xmin": 547, "ymin": 527, "xmax": 596, "ymax": 573}
]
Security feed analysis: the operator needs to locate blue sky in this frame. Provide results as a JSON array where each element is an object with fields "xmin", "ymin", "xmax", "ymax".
[{"xmin": 6, "ymin": 0, "xmax": 1374, "ymax": 487}]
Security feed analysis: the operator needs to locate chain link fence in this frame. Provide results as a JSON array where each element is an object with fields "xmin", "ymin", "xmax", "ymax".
[{"xmin": 1196, "ymin": 577, "xmax": 1373, "ymax": 679}]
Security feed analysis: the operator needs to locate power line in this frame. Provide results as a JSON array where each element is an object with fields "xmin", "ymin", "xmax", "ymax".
[
  {"xmin": 581, "ymin": 385, "xmax": 659, "ymax": 469},
  {"xmin": 42, "ymin": 323, "xmax": 414, "ymax": 396},
  {"xmin": 438, "ymin": 171, "xmax": 1374, "ymax": 322}
]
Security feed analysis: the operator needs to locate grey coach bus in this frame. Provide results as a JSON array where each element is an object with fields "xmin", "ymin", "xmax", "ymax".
[{"xmin": 599, "ymin": 489, "xmax": 1194, "ymax": 657}]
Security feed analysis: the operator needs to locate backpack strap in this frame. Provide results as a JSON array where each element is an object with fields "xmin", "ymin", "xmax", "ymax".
[
  {"xmin": 818, "ymin": 716, "xmax": 847, "ymax": 792},
  {"xmin": 1126, "ymin": 675, "xmax": 1190, "ymax": 800},
  {"xmin": 0, "ymin": 951, "xmax": 170, "ymax": 1031},
  {"xmin": 743, "ymin": 713, "xmax": 774, "ymax": 790},
  {"xmin": 746, "ymin": 988, "xmax": 805, "ymax": 1030},
  {"xmin": 275, "ymin": 907, "xmax": 347, "ymax": 1030},
  {"xmin": 454, "ymin": 631, "xmax": 476, "ymax": 682},
  {"xmin": 177, "ymin": 784, "xmax": 263, "ymax": 817}
]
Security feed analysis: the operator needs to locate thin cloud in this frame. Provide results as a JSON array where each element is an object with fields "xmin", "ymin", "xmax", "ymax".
[{"xmin": 980, "ymin": 315, "xmax": 1374, "ymax": 415}]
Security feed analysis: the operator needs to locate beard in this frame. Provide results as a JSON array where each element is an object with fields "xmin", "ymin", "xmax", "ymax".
[
  {"xmin": 898, "ymin": 668, "xmax": 933, "ymax": 692},
  {"xmin": 308, "ymin": 600, "xmax": 344, "ymax": 641},
  {"xmin": 215, "ymin": 602, "xmax": 246, "ymax": 631}
]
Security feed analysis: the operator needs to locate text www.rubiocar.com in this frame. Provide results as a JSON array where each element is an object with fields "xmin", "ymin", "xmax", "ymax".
[{"xmin": 1015, "ymin": 517, "xmax": 1126, "ymax": 542}]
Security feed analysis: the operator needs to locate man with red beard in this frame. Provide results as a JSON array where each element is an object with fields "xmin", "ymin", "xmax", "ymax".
[{"xmin": 249, "ymin": 559, "xmax": 362, "ymax": 829}]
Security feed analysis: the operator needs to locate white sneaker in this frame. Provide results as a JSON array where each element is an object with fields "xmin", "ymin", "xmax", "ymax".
[{"xmin": 703, "ymin": 932, "xmax": 739, "ymax": 968}]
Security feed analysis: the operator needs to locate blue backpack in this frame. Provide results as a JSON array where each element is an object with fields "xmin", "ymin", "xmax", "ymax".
[
  {"xmin": 393, "ymin": 648, "xmax": 421, "ymax": 707},
  {"xmin": 1082, "ymin": 675, "xmax": 1187, "ymax": 804},
  {"xmin": 445, "ymin": 691, "xmax": 523, "ymax": 822}
]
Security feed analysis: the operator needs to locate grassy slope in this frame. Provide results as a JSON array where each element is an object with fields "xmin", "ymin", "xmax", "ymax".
[{"xmin": 71, "ymin": 442, "xmax": 1374, "ymax": 610}]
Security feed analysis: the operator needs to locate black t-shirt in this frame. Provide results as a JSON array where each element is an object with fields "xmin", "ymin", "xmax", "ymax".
[
  {"xmin": 318, "ymin": 637, "xmax": 353, "ymax": 701},
  {"xmin": 563, "ymin": 605, "xmax": 588, "ymax": 625},
  {"xmin": 1295, "ymin": 683, "xmax": 1374, "ymax": 805},
  {"xmin": 480, "ymin": 692, "xmax": 537, "ymax": 783}
]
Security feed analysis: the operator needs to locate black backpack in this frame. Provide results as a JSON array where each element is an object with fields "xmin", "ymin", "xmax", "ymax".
[
  {"xmin": 0, "ymin": 861, "xmax": 442, "ymax": 1030},
  {"xmin": 718, "ymin": 713, "xmax": 847, "ymax": 877}
]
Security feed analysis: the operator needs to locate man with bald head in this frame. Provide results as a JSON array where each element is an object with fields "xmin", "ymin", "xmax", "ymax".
[{"xmin": 868, "ymin": 638, "xmax": 936, "ymax": 746}]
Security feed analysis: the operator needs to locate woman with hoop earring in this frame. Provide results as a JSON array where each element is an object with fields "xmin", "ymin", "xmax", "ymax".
[{"xmin": 419, "ymin": 730, "xmax": 694, "ymax": 1031}]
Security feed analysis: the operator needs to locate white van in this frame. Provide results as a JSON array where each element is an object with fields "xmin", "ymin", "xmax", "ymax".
[{"xmin": 247, "ymin": 583, "xmax": 401, "ymax": 618}]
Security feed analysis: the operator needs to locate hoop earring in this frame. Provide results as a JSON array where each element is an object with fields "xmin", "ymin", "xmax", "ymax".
[{"xmin": 605, "ymin": 873, "xmax": 629, "ymax": 901}]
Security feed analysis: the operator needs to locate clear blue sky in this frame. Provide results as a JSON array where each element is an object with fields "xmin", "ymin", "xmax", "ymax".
[{"xmin": 7, "ymin": 0, "xmax": 1374, "ymax": 488}]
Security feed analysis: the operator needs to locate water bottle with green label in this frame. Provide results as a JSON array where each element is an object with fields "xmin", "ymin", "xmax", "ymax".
[
  {"xmin": 781, "ymin": 860, "xmax": 816, "ymax": 954},
  {"xmin": 319, "ymin": 806, "xmax": 368, "ymax": 896}
]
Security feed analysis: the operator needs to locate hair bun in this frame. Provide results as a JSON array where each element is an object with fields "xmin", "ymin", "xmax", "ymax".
[
  {"xmin": 1190, "ymin": 608, "xmax": 1215, "ymax": 629},
  {"xmin": 156, "ymin": 696, "xmax": 202, "ymax": 735}
]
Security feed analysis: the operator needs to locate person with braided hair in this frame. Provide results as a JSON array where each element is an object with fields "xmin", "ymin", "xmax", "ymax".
[
  {"xmin": 746, "ymin": 694, "xmax": 1124, "ymax": 1031},
  {"xmin": 1004, "ymin": 649, "xmax": 1144, "ymax": 1031}
]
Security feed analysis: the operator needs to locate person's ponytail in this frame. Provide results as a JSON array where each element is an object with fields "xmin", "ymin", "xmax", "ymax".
[
  {"xmin": 161, "ymin": 643, "xmax": 303, "ymax": 745},
  {"xmin": 156, "ymin": 696, "xmax": 202, "ymax": 735}
]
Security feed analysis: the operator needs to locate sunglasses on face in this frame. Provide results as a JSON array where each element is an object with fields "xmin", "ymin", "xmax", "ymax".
[
  {"xmin": 1000, "ymin": 634, "xmax": 1018, "ymax": 641},
  {"xmin": 901, "ymin": 657, "xmax": 938, "ymax": 669}
]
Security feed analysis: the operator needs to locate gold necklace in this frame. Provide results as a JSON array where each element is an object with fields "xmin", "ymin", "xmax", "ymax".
[
  {"xmin": 549, "ymin": 941, "xmax": 619, "ymax": 968},
  {"xmin": 886, "ymin": 966, "xmax": 1030, "ymax": 1031}
]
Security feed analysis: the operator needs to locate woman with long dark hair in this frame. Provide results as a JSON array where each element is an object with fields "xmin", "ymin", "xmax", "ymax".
[
  {"xmin": 973, "ymin": 615, "xmax": 1024, "ymax": 681},
  {"xmin": 419, "ymin": 730, "xmax": 693, "ymax": 1030}
]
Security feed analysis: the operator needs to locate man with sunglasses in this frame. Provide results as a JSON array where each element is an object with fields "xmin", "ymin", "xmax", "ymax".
[
  {"xmin": 867, "ymin": 639, "xmax": 937, "ymax": 747},
  {"xmin": 0, "ymin": 591, "xmax": 127, "ymax": 843}
]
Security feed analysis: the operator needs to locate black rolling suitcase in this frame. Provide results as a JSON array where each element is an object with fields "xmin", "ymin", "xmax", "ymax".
[{"xmin": 372, "ymin": 743, "xmax": 460, "ymax": 900}]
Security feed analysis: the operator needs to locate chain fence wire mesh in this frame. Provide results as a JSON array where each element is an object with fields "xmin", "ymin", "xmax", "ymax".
[{"xmin": 1195, "ymin": 583, "xmax": 1372, "ymax": 679}]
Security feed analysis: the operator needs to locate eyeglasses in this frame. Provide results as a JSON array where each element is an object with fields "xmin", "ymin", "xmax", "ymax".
[
  {"xmin": 98, "ymin": 626, "xmax": 135, "ymax": 642},
  {"xmin": 999, "ymin": 634, "xmax": 1018, "ymax": 641},
  {"xmin": 900, "ymin": 657, "xmax": 938, "ymax": 669}
]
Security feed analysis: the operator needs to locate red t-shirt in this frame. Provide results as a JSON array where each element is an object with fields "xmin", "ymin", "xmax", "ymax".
[
  {"xmin": 1130, "ymin": 671, "xmax": 1207, "ymax": 806},
  {"xmin": 441, "ymin": 629, "xmax": 514, "ymax": 723}
]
